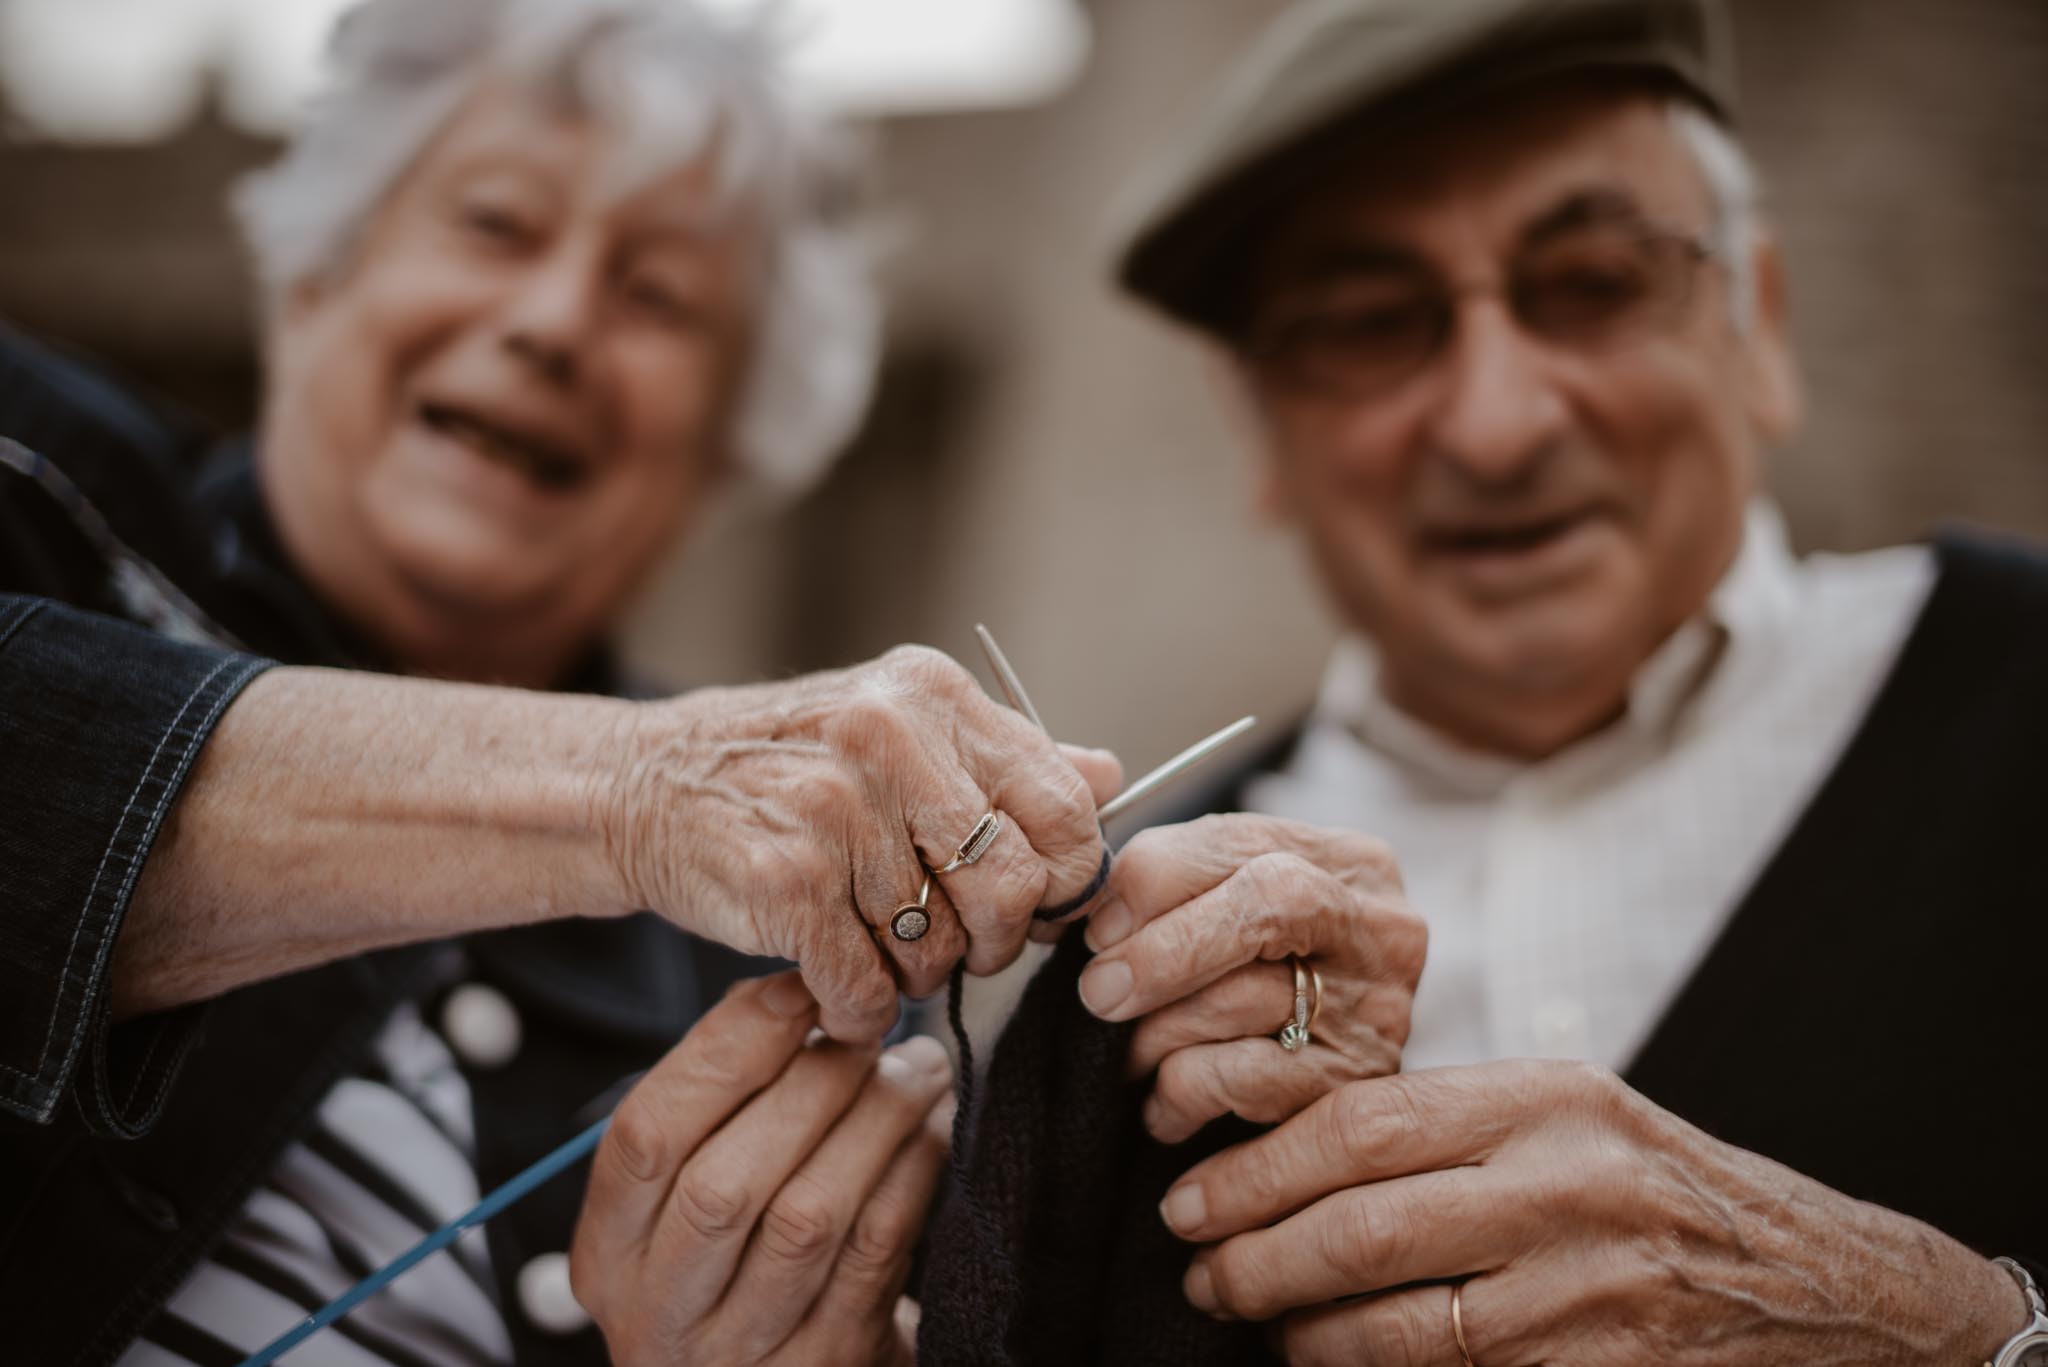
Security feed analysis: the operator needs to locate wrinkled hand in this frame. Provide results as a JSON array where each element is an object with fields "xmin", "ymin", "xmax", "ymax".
[
  {"xmin": 1161, "ymin": 1060, "xmax": 2025, "ymax": 1366},
  {"xmin": 571, "ymin": 972, "xmax": 953, "ymax": 1367},
  {"xmin": 1075, "ymin": 813, "xmax": 1426, "ymax": 1143},
  {"xmin": 610, "ymin": 645, "xmax": 1121, "ymax": 1039}
]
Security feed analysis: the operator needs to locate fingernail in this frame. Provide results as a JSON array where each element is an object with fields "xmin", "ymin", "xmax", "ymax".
[
  {"xmin": 1161, "ymin": 1182, "xmax": 1206, "ymax": 1236},
  {"xmin": 1184, "ymin": 1259, "xmax": 1221, "ymax": 1315},
  {"xmin": 1084, "ymin": 897, "xmax": 1132, "ymax": 952},
  {"xmin": 761, "ymin": 974, "xmax": 814, "ymax": 1018},
  {"xmin": 879, "ymin": 1034, "xmax": 950, "ymax": 1087},
  {"xmin": 1077, "ymin": 958, "xmax": 1133, "ymax": 1018}
]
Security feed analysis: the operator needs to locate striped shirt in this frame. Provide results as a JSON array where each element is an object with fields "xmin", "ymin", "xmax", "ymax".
[{"xmin": 117, "ymin": 1001, "xmax": 514, "ymax": 1367}]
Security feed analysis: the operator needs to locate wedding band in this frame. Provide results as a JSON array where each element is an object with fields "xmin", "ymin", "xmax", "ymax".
[
  {"xmin": 1277, "ymin": 956, "xmax": 1313, "ymax": 1052},
  {"xmin": 890, "ymin": 875, "xmax": 934, "ymax": 942},
  {"xmin": 1451, "ymin": 1282, "xmax": 1477, "ymax": 1367},
  {"xmin": 933, "ymin": 811, "xmax": 1001, "ymax": 876},
  {"xmin": 1305, "ymin": 962, "xmax": 1324, "ymax": 1028}
]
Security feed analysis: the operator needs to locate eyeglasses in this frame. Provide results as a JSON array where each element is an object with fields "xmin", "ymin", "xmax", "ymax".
[{"xmin": 1244, "ymin": 218, "xmax": 1716, "ymax": 399}]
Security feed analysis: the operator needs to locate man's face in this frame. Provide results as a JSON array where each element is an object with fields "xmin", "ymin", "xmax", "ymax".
[
  {"xmin": 261, "ymin": 86, "xmax": 752, "ymax": 682},
  {"xmin": 1239, "ymin": 88, "xmax": 1799, "ymax": 753}
]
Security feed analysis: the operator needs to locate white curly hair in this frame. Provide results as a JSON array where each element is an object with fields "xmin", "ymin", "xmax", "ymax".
[{"xmin": 234, "ymin": 0, "xmax": 882, "ymax": 500}]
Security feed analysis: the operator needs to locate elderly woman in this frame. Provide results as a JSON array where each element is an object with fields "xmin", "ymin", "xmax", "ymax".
[{"xmin": 0, "ymin": 1, "xmax": 1424, "ymax": 1363}]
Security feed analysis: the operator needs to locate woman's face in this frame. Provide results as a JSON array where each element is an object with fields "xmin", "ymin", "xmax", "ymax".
[{"xmin": 260, "ymin": 86, "xmax": 755, "ymax": 684}]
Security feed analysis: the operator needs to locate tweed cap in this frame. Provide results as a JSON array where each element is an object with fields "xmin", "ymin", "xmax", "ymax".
[{"xmin": 1115, "ymin": 0, "xmax": 1738, "ymax": 335}]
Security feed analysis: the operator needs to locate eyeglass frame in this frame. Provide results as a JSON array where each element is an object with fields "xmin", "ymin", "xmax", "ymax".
[{"xmin": 1237, "ymin": 201, "xmax": 1725, "ymax": 401}]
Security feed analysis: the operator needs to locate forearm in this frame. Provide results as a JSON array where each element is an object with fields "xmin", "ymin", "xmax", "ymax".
[{"xmin": 116, "ymin": 665, "xmax": 637, "ymax": 1017}]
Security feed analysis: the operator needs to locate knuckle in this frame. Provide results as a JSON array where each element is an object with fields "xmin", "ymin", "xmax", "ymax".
[
  {"xmin": 1360, "ymin": 1297, "xmax": 1438, "ymax": 1363},
  {"xmin": 1326, "ymin": 1189, "xmax": 1412, "ymax": 1281},
  {"xmin": 758, "ymin": 1177, "xmax": 843, "ymax": 1265},
  {"xmin": 606, "ymin": 1096, "xmax": 676, "ymax": 1184},
  {"xmin": 833, "ymin": 691, "xmax": 920, "ymax": 766},
  {"xmin": 670, "ymin": 1165, "xmax": 752, "ymax": 1240},
  {"xmin": 1246, "ymin": 850, "xmax": 1321, "ymax": 913},
  {"xmin": 838, "ymin": 1198, "xmax": 910, "ymax": 1286},
  {"xmin": 1206, "ymin": 1241, "xmax": 1269, "ymax": 1318},
  {"xmin": 880, "ymin": 643, "xmax": 971, "ymax": 700}
]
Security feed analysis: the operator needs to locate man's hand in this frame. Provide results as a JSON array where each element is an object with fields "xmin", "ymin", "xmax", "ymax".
[
  {"xmin": 570, "ymin": 971, "xmax": 952, "ymax": 1367},
  {"xmin": 1160, "ymin": 1060, "xmax": 2026, "ymax": 1366},
  {"xmin": 614, "ymin": 645, "xmax": 1120, "ymax": 1039},
  {"xmin": 1075, "ymin": 813, "xmax": 1425, "ymax": 1143}
]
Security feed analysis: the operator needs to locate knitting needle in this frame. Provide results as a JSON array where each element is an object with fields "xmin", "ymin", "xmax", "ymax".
[
  {"xmin": 235, "ymin": 1115, "xmax": 612, "ymax": 1367},
  {"xmin": 1096, "ymin": 714, "xmax": 1256, "ymax": 821},
  {"xmin": 973, "ymin": 623, "xmax": 1255, "ymax": 824},
  {"xmin": 973, "ymin": 623, "xmax": 1047, "ymax": 732}
]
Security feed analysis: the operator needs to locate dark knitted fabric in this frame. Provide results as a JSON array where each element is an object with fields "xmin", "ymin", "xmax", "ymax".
[{"xmin": 918, "ymin": 930, "xmax": 1278, "ymax": 1366}]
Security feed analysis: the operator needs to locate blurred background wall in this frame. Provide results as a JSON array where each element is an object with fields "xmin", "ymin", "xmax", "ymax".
[{"xmin": 3, "ymin": 0, "xmax": 2045, "ymax": 779}]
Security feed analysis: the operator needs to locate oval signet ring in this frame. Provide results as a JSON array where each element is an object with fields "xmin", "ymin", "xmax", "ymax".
[
  {"xmin": 933, "ymin": 811, "xmax": 1001, "ymax": 876},
  {"xmin": 890, "ymin": 874, "xmax": 934, "ymax": 942}
]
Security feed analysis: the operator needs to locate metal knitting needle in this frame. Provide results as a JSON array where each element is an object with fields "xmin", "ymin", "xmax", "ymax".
[
  {"xmin": 1096, "ymin": 714, "xmax": 1256, "ymax": 821},
  {"xmin": 974, "ymin": 623, "xmax": 1047, "ymax": 732},
  {"xmin": 974, "ymin": 623, "xmax": 1255, "ymax": 823}
]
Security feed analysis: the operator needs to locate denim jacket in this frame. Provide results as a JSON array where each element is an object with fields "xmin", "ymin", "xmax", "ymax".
[{"xmin": 0, "ymin": 325, "xmax": 764, "ymax": 1366}]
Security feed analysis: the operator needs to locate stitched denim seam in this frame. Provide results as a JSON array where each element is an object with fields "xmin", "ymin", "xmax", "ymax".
[
  {"xmin": 96, "ymin": 661, "xmax": 266, "ymax": 1129},
  {"xmin": 0, "ymin": 653, "xmax": 249, "ymax": 1106}
]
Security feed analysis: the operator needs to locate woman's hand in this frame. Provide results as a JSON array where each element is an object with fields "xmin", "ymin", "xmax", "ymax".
[
  {"xmin": 571, "ymin": 972, "xmax": 952, "ymax": 1367},
  {"xmin": 611, "ymin": 645, "xmax": 1121, "ymax": 1039},
  {"xmin": 1075, "ymin": 813, "xmax": 1426, "ymax": 1143}
]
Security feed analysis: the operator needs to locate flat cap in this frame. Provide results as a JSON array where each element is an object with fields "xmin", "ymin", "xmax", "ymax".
[{"xmin": 1114, "ymin": 0, "xmax": 1738, "ymax": 335}]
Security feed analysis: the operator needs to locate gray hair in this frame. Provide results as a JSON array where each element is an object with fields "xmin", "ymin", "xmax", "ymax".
[
  {"xmin": 1667, "ymin": 101, "xmax": 1761, "ymax": 333},
  {"xmin": 234, "ymin": 0, "xmax": 882, "ymax": 501}
]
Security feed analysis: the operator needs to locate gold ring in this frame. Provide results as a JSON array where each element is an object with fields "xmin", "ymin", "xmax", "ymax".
[
  {"xmin": 1278, "ymin": 956, "xmax": 1313, "ymax": 1052},
  {"xmin": 890, "ymin": 874, "xmax": 933, "ymax": 942},
  {"xmin": 933, "ymin": 811, "xmax": 1001, "ymax": 876},
  {"xmin": 1451, "ymin": 1281, "xmax": 1477, "ymax": 1367},
  {"xmin": 1305, "ymin": 962, "xmax": 1324, "ymax": 1028}
]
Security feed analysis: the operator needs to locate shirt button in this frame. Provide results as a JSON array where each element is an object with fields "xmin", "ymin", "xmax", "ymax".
[
  {"xmin": 1531, "ymin": 997, "xmax": 1590, "ymax": 1059},
  {"xmin": 518, "ymin": 1252, "xmax": 592, "ymax": 1335},
  {"xmin": 441, "ymin": 983, "xmax": 522, "ymax": 1069}
]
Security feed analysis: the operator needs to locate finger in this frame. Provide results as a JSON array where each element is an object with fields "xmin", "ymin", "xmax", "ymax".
[
  {"xmin": 926, "ymin": 805, "xmax": 1049, "ymax": 977},
  {"xmin": 1143, "ymin": 1036, "xmax": 1378, "ymax": 1145},
  {"xmin": 802, "ymin": 1087, "xmax": 954, "ymax": 1335},
  {"xmin": 1277, "ymin": 1286, "xmax": 1461, "ymax": 1367},
  {"xmin": 1189, "ymin": 1167, "xmax": 1503, "ymax": 1321},
  {"xmin": 1058, "ymin": 742, "xmax": 1124, "ymax": 807},
  {"xmin": 1079, "ymin": 852, "xmax": 1349, "ymax": 1023},
  {"xmin": 958, "ymin": 702, "xmax": 1112, "ymax": 917},
  {"xmin": 713, "ymin": 1035, "xmax": 953, "ymax": 1359},
  {"xmin": 576, "ymin": 973, "xmax": 818, "ymax": 1265},
  {"xmin": 648, "ymin": 1034, "xmax": 879, "ymax": 1322},
  {"xmin": 1085, "ymin": 814, "xmax": 1403, "ymax": 953},
  {"xmin": 798, "ymin": 899, "xmax": 905, "ymax": 1042},
  {"xmin": 1127, "ymin": 962, "xmax": 1292, "ymax": 1078},
  {"xmin": 1162, "ymin": 1069, "xmax": 1513, "ymax": 1242},
  {"xmin": 851, "ymin": 829, "xmax": 967, "ymax": 1000}
]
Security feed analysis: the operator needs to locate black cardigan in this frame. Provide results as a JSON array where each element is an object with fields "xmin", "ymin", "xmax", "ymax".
[{"xmin": 920, "ymin": 528, "xmax": 2048, "ymax": 1365}]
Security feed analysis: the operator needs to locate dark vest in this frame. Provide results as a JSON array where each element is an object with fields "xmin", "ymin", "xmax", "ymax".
[{"xmin": 919, "ymin": 528, "xmax": 2048, "ymax": 1366}]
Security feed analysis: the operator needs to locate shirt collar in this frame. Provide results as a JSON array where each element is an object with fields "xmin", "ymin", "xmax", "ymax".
[{"xmin": 1315, "ymin": 501, "xmax": 1803, "ymax": 789}]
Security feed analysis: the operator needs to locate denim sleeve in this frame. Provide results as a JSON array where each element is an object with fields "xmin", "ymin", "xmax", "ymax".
[{"xmin": 0, "ymin": 595, "xmax": 271, "ymax": 1135}]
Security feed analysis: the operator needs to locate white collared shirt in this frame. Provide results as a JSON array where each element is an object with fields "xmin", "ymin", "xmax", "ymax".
[{"xmin": 1243, "ymin": 505, "xmax": 1936, "ymax": 1073}]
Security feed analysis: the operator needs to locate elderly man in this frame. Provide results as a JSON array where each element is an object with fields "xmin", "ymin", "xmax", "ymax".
[{"xmin": 928, "ymin": 0, "xmax": 2046, "ymax": 1364}]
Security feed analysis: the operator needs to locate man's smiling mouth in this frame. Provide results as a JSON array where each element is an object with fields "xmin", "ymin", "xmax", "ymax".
[
  {"xmin": 1422, "ymin": 508, "xmax": 1597, "ymax": 556},
  {"xmin": 419, "ymin": 400, "xmax": 590, "ymax": 492}
]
